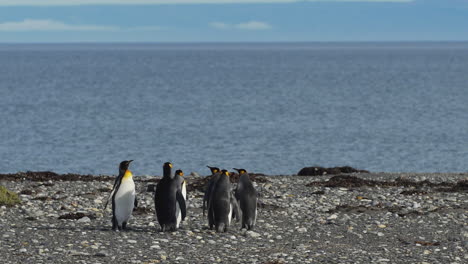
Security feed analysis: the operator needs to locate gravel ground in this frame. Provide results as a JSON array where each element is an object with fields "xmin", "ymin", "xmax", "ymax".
[{"xmin": 0, "ymin": 172, "xmax": 467, "ymax": 264}]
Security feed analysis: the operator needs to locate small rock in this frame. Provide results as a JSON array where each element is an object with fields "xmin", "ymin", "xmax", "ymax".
[
  {"xmin": 127, "ymin": 240, "xmax": 137, "ymax": 244},
  {"xmin": 19, "ymin": 248, "xmax": 27, "ymax": 253},
  {"xmin": 246, "ymin": 231, "xmax": 261, "ymax": 238},
  {"xmin": 327, "ymin": 214, "xmax": 338, "ymax": 220},
  {"xmin": 76, "ymin": 217, "xmax": 91, "ymax": 223},
  {"xmin": 297, "ymin": 227, "xmax": 307, "ymax": 233},
  {"xmin": 95, "ymin": 251, "xmax": 107, "ymax": 257}
]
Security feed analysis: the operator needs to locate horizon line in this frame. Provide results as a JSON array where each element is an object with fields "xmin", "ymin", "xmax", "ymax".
[
  {"xmin": 1, "ymin": 40, "xmax": 468, "ymax": 44},
  {"xmin": 0, "ymin": 0, "xmax": 416, "ymax": 7}
]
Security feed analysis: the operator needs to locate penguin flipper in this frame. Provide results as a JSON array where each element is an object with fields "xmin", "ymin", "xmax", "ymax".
[
  {"xmin": 104, "ymin": 183, "xmax": 117, "ymax": 210},
  {"xmin": 103, "ymin": 189, "xmax": 115, "ymax": 210},
  {"xmin": 176, "ymin": 191, "xmax": 187, "ymax": 221},
  {"xmin": 104, "ymin": 175, "xmax": 123, "ymax": 210},
  {"xmin": 202, "ymin": 199, "xmax": 206, "ymax": 217},
  {"xmin": 202, "ymin": 190, "xmax": 209, "ymax": 216},
  {"xmin": 230, "ymin": 195, "xmax": 241, "ymax": 222},
  {"xmin": 134, "ymin": 195, "xmax": 138, "ymax": 208},
  {"xmin": 103, "ymin": 197, "xmax": 110, "ymax": 210},
  {"xmin": 203, "ymin": 180, "xmax": 214, "ymax": 216}
]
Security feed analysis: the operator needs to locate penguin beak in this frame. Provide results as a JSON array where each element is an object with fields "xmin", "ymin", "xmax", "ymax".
[
  {"xmin": 233, "ymin": 168, "xmax": 239, "ymax": 172},
  {"xmin": 128, "ymin": 160, "xmax": 134, "ymax": 163}
]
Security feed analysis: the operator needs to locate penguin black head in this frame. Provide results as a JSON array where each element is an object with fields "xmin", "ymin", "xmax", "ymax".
[
  {"xmin": 233, "ymin": 168, "xmax": 247, "ymax": 174},
  {"xmin": 163, "ymin": 162, "xmax": 173, "ymax": 178},
  {"xmin": 175, "ymin": 169, "xmax": 184, "ymax": 177},
  {"xmin": 206, "ymin": 166, "xmax": 220, "ymax": 174},
  {"xmin": 221, "ymin": 169, "xmax": 229, "ymax": 177},
  {"xmin": 119, "ymin": 160, "xmax": 133, "ymax": 171}
]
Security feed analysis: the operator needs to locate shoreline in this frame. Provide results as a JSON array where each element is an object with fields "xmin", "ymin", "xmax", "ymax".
[{"xmin": 1, "ymin": 172, "xmax": 467, "ymax": 263}]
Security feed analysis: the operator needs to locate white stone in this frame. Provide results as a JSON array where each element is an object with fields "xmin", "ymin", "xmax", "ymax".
[
  {"xmin": 297, "ymin": 227, "xmax": 307, "ymax": 233},
  {"xmin": 246, "ymin": 231, "xmax": 261, "ymax": 238},
  {"xmin": 76, "ymin": 217, "xmax": 91, "ymax": 223},
  {"xmin": 327, "ymin": 214, "xmax": 338, "ymax": 220}
]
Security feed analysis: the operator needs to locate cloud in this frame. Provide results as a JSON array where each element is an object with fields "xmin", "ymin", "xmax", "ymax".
[
  {"xmin": 0, "ymin": 0, "xmax": 415, "ymax": 6},
  {"xmin": 235, "ymin": 21, "xmax": 272, "ymax": 30},
  {"xmin": 210, "ymin": 22, "xmax": 230, "ymax": 29},
  {"xmin": 125, "ymin": 26, "xmax": 164, "ymax": 31},
  {"xmin": 0, "ymin": 19, "xmax": 162, "ymax": 32},
  {"xmin": 211, "ymin": 21, "xmax": 272, "ymax": 30},
  {"xmin": 0, "ymin": 19, "xmax": 118, "ymax": 31}
]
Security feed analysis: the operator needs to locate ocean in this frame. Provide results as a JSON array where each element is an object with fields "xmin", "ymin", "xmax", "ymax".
[{"xmin": 1, "ymin": 42, "xmax": 467, "ymax": 176}]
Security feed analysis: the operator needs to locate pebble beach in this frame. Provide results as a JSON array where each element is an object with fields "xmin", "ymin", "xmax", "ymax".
[{"xmin": 0, "ymin": 171, "xmax": 467, "ymax": 264}]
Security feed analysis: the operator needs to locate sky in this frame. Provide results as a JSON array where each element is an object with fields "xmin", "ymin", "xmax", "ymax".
[{"xmin": 0, "ymin": 0, "xmax": 467, "ymax": 42}]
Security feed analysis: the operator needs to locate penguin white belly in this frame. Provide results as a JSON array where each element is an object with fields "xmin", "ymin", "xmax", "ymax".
[
  {"xmin": 181, "ymin": 181, "xmax": 187, "ymax": 200},
  {"xmin": 114, "ymin": 179, "xmax": 135, "ymax": 225},
  {"xmin": 227, "ymin": 204, "xmax": 232, "ymax": 225},
  {"xmin": 254, "ymin": 198, "xmax": 258, "ymax": 225},
  {"xmin": 176, "ymin": 206, "xmax": 182, "ymax": 228},
  {"xmin": 176, "ymin": 181, "xmax": 186, "ymax": 228}
]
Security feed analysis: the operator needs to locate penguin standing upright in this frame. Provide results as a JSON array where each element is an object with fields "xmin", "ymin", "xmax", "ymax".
[
  {"xmin": 106, "ymin": 160, "xmax": 137, "ymax": 231},
  {"xmin": 203, "ymin": 166, "xmax": 220, "ymax": 217},
  {"xmin": 154, "ymin": 162, "xmax": 187, "ymax": 232},
  {"xmin": 208, "ymin": 169, "xmax": 240, "ymax": 232},
  {"xmin": 234, "ymin": 168, "xmax": 258, "ymax": 230},
  {"xmin": 174, "ymin": 169, "xmax": 187, "ymax": 228}
]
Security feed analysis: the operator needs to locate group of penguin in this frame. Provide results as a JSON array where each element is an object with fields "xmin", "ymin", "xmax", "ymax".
[{"xmin": 105, "ymin": 160, "xmax": 258, "ymax": 233}]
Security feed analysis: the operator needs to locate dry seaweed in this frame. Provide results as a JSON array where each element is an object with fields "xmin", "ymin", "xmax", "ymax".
[
  {"xmin": 58, "ymin": 212, "xmax": 96, "ymax": 220},
  {"xmin": 297, "ymin": 166, "xmax": 369, "ymax": 176},
  {"xmin": 307, "ymin": 175, "xmax": 465, "ymax": 193}
]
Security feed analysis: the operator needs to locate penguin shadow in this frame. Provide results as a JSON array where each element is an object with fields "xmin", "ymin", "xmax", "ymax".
[
  {"xmin": 28, "ymin": 224, "xmax": 159, "ymax": 233},
  {"xmin": 29, "ymin": 225, "xmax": 107, "ymax": 232}
]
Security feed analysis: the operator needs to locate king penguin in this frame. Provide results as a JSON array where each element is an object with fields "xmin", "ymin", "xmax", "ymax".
[
  {"xmin": 154, "ymin": 162, "xmax": 187, "ymax": 232},
  {"xmin": 174, "ymin": 169, "xmax": 187, "ymax": 228},
  {"xmin": 107, "ymin": 160, "xmax": 137, "ymax": 231},
  {"xmin": 208, "ymin": 169, "xmax": 240, "ymax": 232},
  {"xmin": 203, "ymin": 166, "xmax": 220, "ymax": 217},
  {"xmin": 234, "ymin": 168, "xmax": 258, "ymax": 230}
]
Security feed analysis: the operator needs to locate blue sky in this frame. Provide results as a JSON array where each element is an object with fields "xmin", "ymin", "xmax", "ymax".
[{"xmin": 0, "ymin": 0, "xmax": 467, "ymax": 42}]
